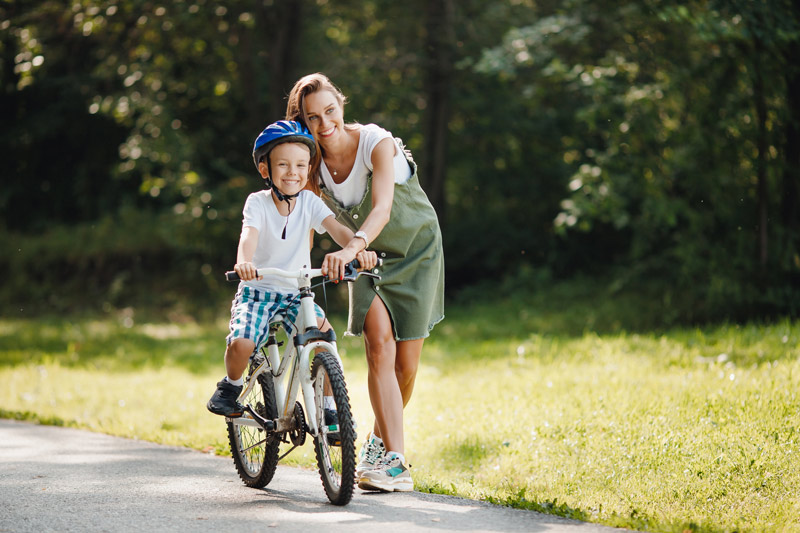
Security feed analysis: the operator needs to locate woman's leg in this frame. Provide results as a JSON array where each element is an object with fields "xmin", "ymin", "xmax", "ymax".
[
  {"xmin": 363, "ymin": 296, "xmax": 424, "ymax": 455},
  {"xmin": 396, "ymin": 338, "xmax": 424, "ymax": 407}
]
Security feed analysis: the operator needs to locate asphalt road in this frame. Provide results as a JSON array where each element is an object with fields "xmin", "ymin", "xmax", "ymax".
[{"xmin": 0, "ymin": 419, "xmax": 626, "ymax": 532}]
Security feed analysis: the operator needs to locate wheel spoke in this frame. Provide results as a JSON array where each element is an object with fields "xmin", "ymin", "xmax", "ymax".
[{"xmin": 227, "ymin": 357, "xmax": 280, "ymax": 488}]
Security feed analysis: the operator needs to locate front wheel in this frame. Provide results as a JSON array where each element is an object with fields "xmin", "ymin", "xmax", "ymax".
[
  {"xmin": 227, "ymin": 356, "xmax": 280, "ymax": 488},
  {"xmin": 311, "ymin": 351, "xmax": 356, "ymax": 505}
]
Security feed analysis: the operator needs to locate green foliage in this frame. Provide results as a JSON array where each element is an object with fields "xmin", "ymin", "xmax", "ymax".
[
  {"xmin": 2, "ymin": 0, "xmax": 799, "ymax": 320},
  {"xmin": 0, "ymin": 203, "xmax": 240, "ymax": 318},
  {"xmin": 466, "ymin": 0, "xmax": 800, "ymax": 316}
]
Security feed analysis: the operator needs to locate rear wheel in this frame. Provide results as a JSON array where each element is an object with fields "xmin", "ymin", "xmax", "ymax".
[
  {"xmin": 227, "ymin": 355, "xmax": 280, "ymax": 487},
  {"xmin": 312, "ymin": 351, "xmax": 356, "ymax": 505}
]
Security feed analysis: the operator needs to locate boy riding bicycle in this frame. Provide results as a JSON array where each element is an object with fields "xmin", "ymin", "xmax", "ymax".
[{"xmin": 207, "ymin": 120, "xmax": 376, "ymax": 417}]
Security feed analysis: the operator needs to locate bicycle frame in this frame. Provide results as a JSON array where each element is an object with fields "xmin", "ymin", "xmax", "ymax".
[
  {"xmin": 223, "ymin": 259, "xmax": 377, "ymax": 505},
  {"xmin": 228, "ymin": 266, "xmax": 342, "ymax": 438}
]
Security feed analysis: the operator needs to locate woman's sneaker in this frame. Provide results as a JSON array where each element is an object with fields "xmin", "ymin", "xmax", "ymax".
[
  {"xmin": 356, "ymin": 433, "xmax": 386, "ymax": 478},
  {"xmin": 357, "ymin": 452, "xmax": 413, "ymax": 492}
]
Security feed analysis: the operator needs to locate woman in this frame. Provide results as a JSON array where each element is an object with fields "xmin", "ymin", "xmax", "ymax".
[{"xmin": 286, "ymin": 73, "xmax": 444, "ymax": 492}]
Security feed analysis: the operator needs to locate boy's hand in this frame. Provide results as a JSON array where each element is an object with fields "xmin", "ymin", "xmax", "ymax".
[
  {"xmin": 234, "ymin": 261, "xmax": 261, "ymax": 281},
  {"xmin": 356, "ymin": 250, "xmax": 378, "ymax": 270}
]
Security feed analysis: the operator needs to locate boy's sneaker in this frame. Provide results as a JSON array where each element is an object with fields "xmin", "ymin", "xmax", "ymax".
[
  {"xmin": 206, "ymin": 378, "xmax": 244, "ymax": 417},
  {"xmin": 356, "ymin": 433, "xmax": 386, "ymax": 478},
  {"xmin": 324, "ymin": 408, "xmax": 341, "ymax": 445},
  {"xmin": 358, "ymin": 452, "xmax": 413, "ymax": 492}
]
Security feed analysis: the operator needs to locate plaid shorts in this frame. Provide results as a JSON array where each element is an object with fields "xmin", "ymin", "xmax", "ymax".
[{"xmin": 227, "ymin": 285, "xmax": 325, "ymax": 348}]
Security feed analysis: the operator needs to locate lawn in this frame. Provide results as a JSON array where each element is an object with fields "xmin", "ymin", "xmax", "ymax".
[{"xmin": 1, "ymin": 281, "xmax": 798, "ymax": 532}]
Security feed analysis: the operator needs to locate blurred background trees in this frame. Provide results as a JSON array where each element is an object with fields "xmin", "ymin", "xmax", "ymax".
[{"xmin": 2, "ymin": 0, "xmax": 798, "ymax": 320}]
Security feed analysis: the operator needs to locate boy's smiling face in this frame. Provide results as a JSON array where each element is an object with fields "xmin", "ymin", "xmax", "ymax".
[{"xmin": 258, "ymin": 141, "xmax": 310, "ymax": 197}]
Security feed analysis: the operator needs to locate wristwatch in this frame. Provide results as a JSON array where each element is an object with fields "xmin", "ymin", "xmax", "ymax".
[{"xmin": 354, "ymin": 230, "xmax": 369, "ymax": 249}]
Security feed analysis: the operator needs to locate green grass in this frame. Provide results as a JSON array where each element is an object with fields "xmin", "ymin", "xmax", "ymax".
[{"xmin": 1, "ymin": 281, "xmax": 799, "ymax": 532}]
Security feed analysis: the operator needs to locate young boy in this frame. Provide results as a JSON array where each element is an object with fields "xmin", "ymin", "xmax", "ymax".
[{"xmin": 207, "ymin": 120, "xmax": 375, "ymax": 416}]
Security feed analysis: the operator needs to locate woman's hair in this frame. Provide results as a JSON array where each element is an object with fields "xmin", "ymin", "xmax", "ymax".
[{"xmin": 285, "ymin": 73, "xmax": 350, "ymax": 195}]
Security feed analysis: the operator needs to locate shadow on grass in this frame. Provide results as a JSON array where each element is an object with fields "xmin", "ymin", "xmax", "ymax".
[
  {"xmin": 0, "ymin": 308, "xmax": 358, "ymax": 375},
  {"xmin": 2, "ymin": 276, "xmax": 796, "ymax": 374},
  {"xmin": 0, "ymin": 316, "xmax": 225, "ymax": 374}
]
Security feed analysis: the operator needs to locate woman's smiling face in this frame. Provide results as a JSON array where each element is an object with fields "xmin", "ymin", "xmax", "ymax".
[{"xmin": 303, "ymin": 89, "xmax": 345, "ymax": 143}]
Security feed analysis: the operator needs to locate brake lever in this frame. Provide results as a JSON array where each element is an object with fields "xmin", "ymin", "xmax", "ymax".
[
  {"xmin": 337, "ymin": 258, "xmax": 384, "ymax": 283},
  {"xmin": 341, "ymin": 271, "xmax": 381, "ymax": 282},
  {"xmin": 341, "ymin": 262, "xmax": 382, "ymax": 283}
]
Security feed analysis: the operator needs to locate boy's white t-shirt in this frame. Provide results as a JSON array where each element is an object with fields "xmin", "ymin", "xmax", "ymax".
[
  {"xmin": 320, "ymin": 124, "xmax": 412, "ymax": 208},
  {"xmin": 240, "ymin": 189, "xmax": 333, "ymax": 292}
]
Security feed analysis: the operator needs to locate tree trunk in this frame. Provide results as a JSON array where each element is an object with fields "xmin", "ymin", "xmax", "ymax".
[
  {"xmin": 238, "ymin": 23, "xmax": 262, "ymax": 135},
  {"xmin": 781, "ymin": 37, "xmax": 800, "ymax": 270},
  {"xmin": 422, "ymin": 0, "xmax": 454, "ymax": 222},
  {"xmin": 256, "ymin": 0, "xmax": 301, "ymax": 122},
  {"xmin": 753, "ymin": 36, "xmax": 768, "ymax": 271}
]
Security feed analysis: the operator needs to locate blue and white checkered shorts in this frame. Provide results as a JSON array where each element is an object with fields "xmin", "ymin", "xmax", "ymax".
[{"xmin": 227, "ymin": 285, "xmax": 325, "ymax": 348}]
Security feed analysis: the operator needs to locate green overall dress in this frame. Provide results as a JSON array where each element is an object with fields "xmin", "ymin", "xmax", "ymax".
[{"xmin": 320, "ymin": 140, "xmax": 445, "ymax": 341}]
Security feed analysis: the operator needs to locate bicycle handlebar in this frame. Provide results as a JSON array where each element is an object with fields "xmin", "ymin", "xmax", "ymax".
[{"xmin": 224, "ymin": 258, "xmax": 382, "ymax": 283}]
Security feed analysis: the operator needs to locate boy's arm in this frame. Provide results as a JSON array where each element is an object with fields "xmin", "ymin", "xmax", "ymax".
[
  {"xmin": 234, "ymin": 226, "xmax": 261, "ymax": 281},
  {"xmin": 320, "ymin": 216, "xmax": 377, "ymax": 278},
  {"xmin": 321, "ymin": 215, "xmax": 355, "ymax": 248}
]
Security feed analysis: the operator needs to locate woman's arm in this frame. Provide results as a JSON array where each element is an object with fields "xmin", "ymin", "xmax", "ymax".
[
  {"xmin": 356, "ymin": 137, "xmax": 395, "ymax": 245},
  {"xmin": 320, "ymin": 215, "xmax": 377, "ymax": 277},
  {"xmin": 320, "ymin": 137, "xmax": 395, "ymax": 278}
]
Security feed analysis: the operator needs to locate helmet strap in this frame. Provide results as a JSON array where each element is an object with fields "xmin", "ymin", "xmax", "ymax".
[{"xmin": 265, "ymin": 177, "xmax": 300, "ymax": 240}]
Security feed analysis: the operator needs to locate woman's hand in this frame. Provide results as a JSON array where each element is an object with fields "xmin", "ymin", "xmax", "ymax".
[
  {"xmin": 234, "ymin": 261, "xmax": 261, "ymax": 281},
  {"xmin": 321, "ymin": 249, "xmax": 357, "ymax": 281},
  {"xmin": 356, "ymin": 250, "xmax": 378, "ymax": 270}
]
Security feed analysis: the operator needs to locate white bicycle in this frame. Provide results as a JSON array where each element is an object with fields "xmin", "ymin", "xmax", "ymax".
[{"xmin": 223, "ymin": 259, "xmax": 379, "ymax": 506}]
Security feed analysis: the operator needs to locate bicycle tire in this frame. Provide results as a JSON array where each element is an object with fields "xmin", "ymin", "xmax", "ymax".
[
  {"xmin": 227, "ymin": 357, "xmax": 280, "ymax": 488},
  {"xmin": 311, "ymin": 351, "xmax": 356, "ymax": 505}
]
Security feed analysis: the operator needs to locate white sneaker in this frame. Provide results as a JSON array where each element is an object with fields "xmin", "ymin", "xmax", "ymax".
[
  {"xmin": 358, "ymin": 452, "xmax": 413, "ymax": 492},
  {"xmin": 355, "ymin": 432, "xmax": 385, "ymax": 478}
]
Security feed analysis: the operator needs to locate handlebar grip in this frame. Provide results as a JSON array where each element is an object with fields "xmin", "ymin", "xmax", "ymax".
[
  {"xmin": 225, "ymin": 271, "xmax": 240, "ymax": 282},
  {"xmin": 353, "ymin": 258, "xmax": 383, "ymax": 269}
]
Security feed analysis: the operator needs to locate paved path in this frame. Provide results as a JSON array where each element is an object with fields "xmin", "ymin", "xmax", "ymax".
[{"xmin": 0, "ymin": 419, "xmax": 625, "ymax": 532}]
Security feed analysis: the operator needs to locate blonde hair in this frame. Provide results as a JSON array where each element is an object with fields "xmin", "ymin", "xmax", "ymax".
[{"xmin": 285, "ymin": 73, "xmax": 350, "ymax": 195}]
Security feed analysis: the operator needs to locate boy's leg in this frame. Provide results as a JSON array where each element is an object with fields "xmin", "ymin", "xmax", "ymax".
[
  {"xmin": 208, "ymin": 288, "xmax": 274, "ymax": 417},
  {"xmin": 207, "ymin": 338, "xmax": 256, "ymax": 417},
  {"xmin": 225, "ymin": 338, "xmax": 256, "ymax": 382}
]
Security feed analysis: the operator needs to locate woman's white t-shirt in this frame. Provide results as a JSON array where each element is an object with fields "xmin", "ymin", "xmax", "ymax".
[
  {"xmin": 320, "ymin": 124, "xmax": 412, "ymax": 208},
  {"xmin": 241, "ymin": 189, "xmax": 333, "ymax": 292}
]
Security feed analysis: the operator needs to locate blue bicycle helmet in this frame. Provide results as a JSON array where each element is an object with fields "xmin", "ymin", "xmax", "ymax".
[{"xmin": 252, "ymin": 120, "xmax": 316, "ymax": 171}]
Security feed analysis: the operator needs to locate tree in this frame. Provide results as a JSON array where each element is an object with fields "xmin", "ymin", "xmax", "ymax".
[
  {"xmin": 467, "ymin": 0, "xmax": 800, "ymax": 315},
  {"xmin": 422, "ymin": 0, "xmax": 454, "ymax": 219}
]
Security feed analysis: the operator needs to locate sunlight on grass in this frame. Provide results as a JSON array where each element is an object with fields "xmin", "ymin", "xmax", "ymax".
[
  {"xmin": 1, "ymin": 311, "xmax": 799, "ymax": 532},
  {"xmin": 407, "ymin": 331, "xmax": 800, "ymax": 531}
]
